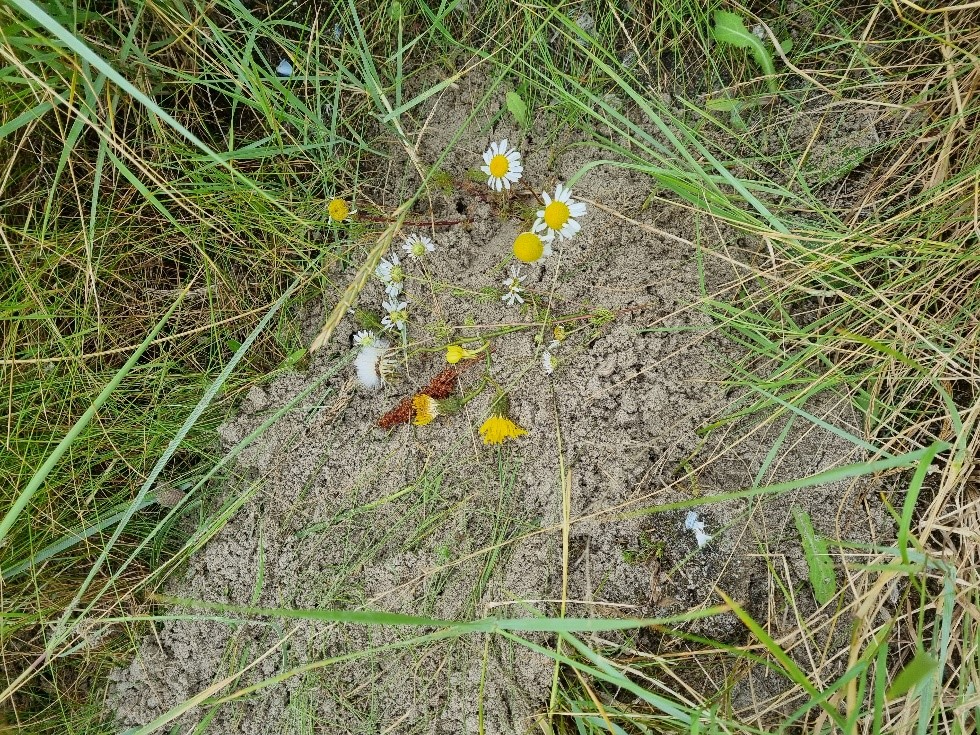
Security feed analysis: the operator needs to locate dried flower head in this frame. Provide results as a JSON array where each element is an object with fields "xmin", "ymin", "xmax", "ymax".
[
  {"xmin": 424, "ymin": 365, "xmax": 461, "ymax": 399},
  {"xmin": 378, "ymin": 395, "xmax": 414, "ymax": 428}
]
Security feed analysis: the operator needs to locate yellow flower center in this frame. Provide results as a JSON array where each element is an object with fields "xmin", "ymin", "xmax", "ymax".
[
  {"xmin": 513, "ymin": 232, "xmax": 543, "ymax": 263},
  {"xmin": 328, "ymin": 198, "xmax": 349, "ymax": 221},
  {"xmin": 543, "ymin": 200, "xmax": 570, "ymax": 230},
  {"xmin": 488, "ymin": 154, "xmax": 510, "ymax": 178},
  {"xmin": 412, "ymin": 394, "xmax": 438, "ymax": 426}
]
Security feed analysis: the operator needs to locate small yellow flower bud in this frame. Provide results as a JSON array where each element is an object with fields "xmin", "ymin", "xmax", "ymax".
[{"xmin": 445, "ymin": 344, "xmax": 481, "ymax": 364}]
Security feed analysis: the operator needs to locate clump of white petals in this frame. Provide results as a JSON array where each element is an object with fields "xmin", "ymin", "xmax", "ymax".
[
  {"xmin": 541, "ymin": 338, "xmax": 560, "ymax": 375},
  {"xmin": 355, "ymin": 339, "xmax": 391, "ymax": 390},
  {"xmin": 501, "ymin": 265, "xmax": 524, "ymax": 307},
  {"xmin": 684, "ymin": 511, "xmax": 712, "ymax": 548},
  {"xmin": 542, "ymin": 349, "xmax": 557, "ymax": 375}
]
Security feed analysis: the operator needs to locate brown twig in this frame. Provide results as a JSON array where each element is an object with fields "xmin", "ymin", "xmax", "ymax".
[{"xmin": 355, "ymin": 215, "xmax": 469, "ymax": 228}]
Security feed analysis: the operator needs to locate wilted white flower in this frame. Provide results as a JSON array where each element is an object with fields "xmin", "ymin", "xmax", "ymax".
[
  {"xmin": 501, "ymin": 265, "xmax": 524, "ymax": 307},
  {"xmin": 541, "ymin": 349, "xmax": 557, "ymax": 375},
  {"xmin": 355, "ymin": 340, "xmax": 392, "ymax": 390},
  {"xmin": 480, "ymin": 139, "xmax": 523, "ymax": 191},
  {"xmin": 381, "ymin": 299, "xmax": 408, "ymax": 333},
  {"xmin": 532, "ymin": 182, "xmax": 587, "ymax": 241},
  {"xmin": 402, "ymin": 234, "xmax": 435, "ymax": 260}
]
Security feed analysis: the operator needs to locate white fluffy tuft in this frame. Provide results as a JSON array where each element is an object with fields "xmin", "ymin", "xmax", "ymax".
[{"xmin": 355, "ymin": 340, "xmax": 390, "ymax": 390}]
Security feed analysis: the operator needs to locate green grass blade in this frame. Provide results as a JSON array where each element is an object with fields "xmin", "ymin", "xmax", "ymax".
[
  {"xmin": 886, "ymin": 649, "xmax": 939, "ymax": 701},
  {"xmin": 793, "ymin": 507, "xmax": 837, "ymax": 606},
  {"xmin": 717, "ymin": 590, "xmax": 848, "ymax": 730},
  {"xmin": 49, "ymin": 277, "xmax": 303, "ymax": 644},
  {"xmin": 898, "ymin": 441, "xmax": 944, "ymax": 564},
  {"xmin": 0, "ymin": 293, "xmax": 184, "ymax": 548}
]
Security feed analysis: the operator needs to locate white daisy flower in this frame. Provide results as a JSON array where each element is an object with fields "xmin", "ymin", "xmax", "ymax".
[
  {"xmin": 402, "ymin": 234, "xmax": 435, "ymax": 260},
  {"xmin": 354, "ymin": 340, "xmax": 392, "ymax": 390},
  {"xmin": 353, "ymin": 330, "xmax": 379, "ymax": 348},
  {"xmin": 684, "ymin": 511, "xmax": 712, "ymax": 548},
  {"xmin": 375, "ymin": 252, "xmax": 405, "ymax": 298},
  {"xmin": 480, "ymin": 139, "xmax": 523, "ymax": 192},
  {"xmin": 533, "ymin": 182, "xmax": 587, "ymax": 241},
  {"xmin": 501, "ymin": 265, "xmax": 524, "ymax": 307},
  {"xmin": 381, "ymin": 299, "xmax": 408, "ymax": 333}
]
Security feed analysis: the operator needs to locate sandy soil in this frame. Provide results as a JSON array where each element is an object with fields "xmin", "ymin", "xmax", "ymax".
[{"xmin": 108, "ymin": 73, "xmax": 891, "ymax": 733}]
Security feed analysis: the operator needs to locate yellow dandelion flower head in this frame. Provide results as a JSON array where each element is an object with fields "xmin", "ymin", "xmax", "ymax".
[
  {"xmin": 479, "ymin": 414, "xmax": 527, "ymax": 445},
  {"xmin": 328, "ymin": 198, "xmax": 350, "ymax": 222},
  {"xmin": 412, "ymin": 394, "xmax": 439, "ymax": 426},
  {"xmin": 446, "ymin": 344, "xmax": 482, "ymax": 364}
]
